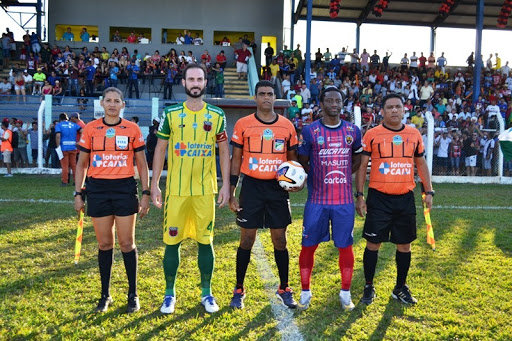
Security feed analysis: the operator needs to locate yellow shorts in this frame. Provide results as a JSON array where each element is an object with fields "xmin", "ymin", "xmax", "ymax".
[{"xmin": 163, "ymin": 194, "xmax": 215, "ymax": 245}]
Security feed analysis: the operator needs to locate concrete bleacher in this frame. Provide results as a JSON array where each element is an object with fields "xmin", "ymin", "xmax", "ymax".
[
  {"xmin": 0, "ymin": 63, "xmax": 255, "ymax": 123},
  {"xmin": 223, "ymin": 67, "xmax": 251, "ymax": 99}
]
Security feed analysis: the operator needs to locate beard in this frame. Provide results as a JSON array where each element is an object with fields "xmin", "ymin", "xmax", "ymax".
[{"xmin": 185, "ymin": 86, "xmax": 205, "ymax": 98}]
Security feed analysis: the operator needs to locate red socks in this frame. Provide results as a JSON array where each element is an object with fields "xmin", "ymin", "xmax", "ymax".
[
  {"xmin": 338, "ymin": 245, "xmax": 354, "ymax": 291},
  {"xmin": 300, "ymin": 244, "xmax": 354, "ymax": 291},
  {"xmin": 299, "ymin": 245, "xmax": 318, "ymax": 290}
]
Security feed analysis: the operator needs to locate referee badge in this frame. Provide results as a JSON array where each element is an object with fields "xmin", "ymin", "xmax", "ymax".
[
  {"xmin": 116, "ymin": 136, "xmax": 128, "ymax": 149},
  {"xmin": 274, "ymin": 139, "xmax": 284, "ymax": 151}
]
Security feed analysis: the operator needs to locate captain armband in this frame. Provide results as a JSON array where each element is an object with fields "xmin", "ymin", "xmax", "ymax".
[{"xmin": 216, "ymin": 131, "xmax": 228, "ymax": 142}]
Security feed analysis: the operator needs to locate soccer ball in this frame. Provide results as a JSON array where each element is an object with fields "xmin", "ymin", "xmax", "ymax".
[{"xmin": 276, "ymin": 161, "xmax": 307, "ymax": 190}]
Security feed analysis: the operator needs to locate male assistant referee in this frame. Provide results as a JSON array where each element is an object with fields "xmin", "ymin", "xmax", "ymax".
[{"xmin": 355, "ymin": 93, "xmax": 433, "ymax": 305}]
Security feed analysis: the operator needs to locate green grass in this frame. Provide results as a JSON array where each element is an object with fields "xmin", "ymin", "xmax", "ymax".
[{"xmin": 0, "ymin": 175, "xmax": 511, "ymax": 340}]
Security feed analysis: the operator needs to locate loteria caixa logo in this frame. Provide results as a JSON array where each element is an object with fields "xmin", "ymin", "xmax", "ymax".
[
  {"xmin": 174, "ymin": 141, "xmax": 213, "ymax": 157},
  {"xmin": 174, "ymin": 142, "xmax": 187, "ymax": 156}
]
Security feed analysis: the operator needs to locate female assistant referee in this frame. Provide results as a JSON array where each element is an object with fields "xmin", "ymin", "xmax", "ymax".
[{"xmin": 74, "ymin": 87, "xmax": 150, "ymax": 313}]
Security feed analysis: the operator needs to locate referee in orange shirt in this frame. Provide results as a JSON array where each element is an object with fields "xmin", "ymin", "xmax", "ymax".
[
  {"xmin": 228, "ymin": 80, "xmax": 301, "ymax": 309},
  {"xmin": 355, "ymin": 93, "xmax": 433, "ymax": 305},
  {"xmin": 75, "ymin": 87, "xmax": 150, "ymax": 313}
]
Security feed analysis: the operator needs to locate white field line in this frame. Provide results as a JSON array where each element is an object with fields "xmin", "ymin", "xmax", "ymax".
[
  {"xmin": 0, "ymin": 198, "xmax": 510, "ymax": 211},
  {"xmin": 252, "ymin": 235, "xmax": 304, "ymax": 341},
  {"xmin": 290, "ymin": 203, "xmax": 512, "ymax": 210},
  {"xmin": 0, "ymin": 198, "xmax": 72, "ymax": 204}
]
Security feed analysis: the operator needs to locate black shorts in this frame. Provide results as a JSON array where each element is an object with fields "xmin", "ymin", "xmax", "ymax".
[
  {"xmin": 237, "ymin": 175, "xmax": 291, "ymax": 229},
  {"xmin": 362, "ymin": 188, "xmax": 417, "ymax": 244},
  {"xmin": 85, "ymin": 177, "xmax": 139, "ymax": 217}
]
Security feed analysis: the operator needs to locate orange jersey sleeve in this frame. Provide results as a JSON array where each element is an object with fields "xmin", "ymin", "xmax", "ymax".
[{"xmin": 362, "ymin": 124, "xmax": 424, "ymax": 195}]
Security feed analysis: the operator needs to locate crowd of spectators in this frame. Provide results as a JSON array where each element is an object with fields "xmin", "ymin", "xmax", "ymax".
[
  {"xmin": 0, "ymin": 27, "xmax": 235, "ymax": 100},
  {"xmin": 2, "ymin": 27, "xmax": 511, "ymax": 176},
  {"xmin": 0, "ymin": 116, "xmax": 58, "ymax": 170},
  {"xmin": 267, "ymin": 45, "xmax": 511, "ymax": 176},
  {"xmin": 171, "ymin": 30, "xmax": 203, "ymax": 45},
  {"xmin": 0, "ymin": 114, "xmax": 168, "ymax": 176}
]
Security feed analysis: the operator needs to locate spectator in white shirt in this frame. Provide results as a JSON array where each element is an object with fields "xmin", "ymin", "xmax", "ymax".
[
  {"xmin": 301, "ymin": 103, "xmax": 313, "ymax": 125},
  {"xmin": 482, "ymin": 131, "xmax": 495, "ymax": 176},
  {"xmin": 0, "ymin": 77, "xmax": 12, "ymax": 101},
  {"xmin": 281, "ymin": 74, "xmax": 291, "ymax": 99},
  {"xmin": 300, "ymin": 83, "xmax": 311, "ymax": 104},
  {"xmin": 500, "ymin": 61, "xmax": 510, "ymax": 76},
  {"xmin": 434, "ymin": 131, "xmax": 452, "ymax": 174},
  {"xmin": 485, "ymin": 99, "xmax": 500, "ymax": 128},
  {"xmin": 505, "ymin": 73, "xmax": 512, "ymax": 88}
]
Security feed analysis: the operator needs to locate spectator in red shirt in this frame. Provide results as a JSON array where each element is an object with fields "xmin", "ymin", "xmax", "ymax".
[
  {"xmin": 235, "ymin": 44, "xmax": 252, "ymax": 80},
  {"xmin": 201, "ymin": 50, "xmax": 212, "ymax": 67},
  {"xmin": 127, "ymin": 31, "xmax": 137, "ymax": 44},
  {"xmin": 362, "ymin": 107, "xmax": 375, "ymax": 127},
  {"xmin": 50, "ymin": 44, "xmax": 61, "ymax": 59},
  {"xmin": 215, "ymin": 50, "xmax": 227, "ymax": 69}
]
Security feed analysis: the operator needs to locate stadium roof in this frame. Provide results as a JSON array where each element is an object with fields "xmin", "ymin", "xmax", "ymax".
[{"xmin": 294, "ymin": 0, "xmax": 511, "ymax": 31}]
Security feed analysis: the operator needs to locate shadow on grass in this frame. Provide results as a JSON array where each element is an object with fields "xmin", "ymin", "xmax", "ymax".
[
  {"xmin": 414, "ymin": 213, "xmax": 489, "ymax": 279},
  {"xmin": 46, "ymin": 302, "xmax": 145, "ymax": 336},
  {"xmin": 127, "ymin": 305, "xmax": 278, "ymax": 340},
  {"xmin": 0, "ymin": 208, "xmax": 76, "ymax": 235},
  {"xmin": 0, "ymin": 257, "xmax": 97, "ymax": 296},
  {"xmin": 298, "ymin": 299, "xmax": 366, "ymax": 340},
  {"xmin": 367, "ymin": 297, "xmax": 406, "ymax": 340},
  {"xmin": 226, "ymin": 305, "xmax": 279, "ymax": 341},
  {"xmin": 0, "ymin": 228, "xmax": 92, "ymax": 258},
  {"xmin": 492, "ymin": 217, "xmax": 512, "ymax": 256},
  {"xmin": 106, "ymin": 310, "xmax": 163, "ymax": 339},
  {"xmin": 333, "ymin": 305, "xmax": 369, "ymax": 339}
]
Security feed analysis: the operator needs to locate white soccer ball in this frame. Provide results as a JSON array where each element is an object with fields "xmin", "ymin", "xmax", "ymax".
[{"xmin": 276, "ymin": 161, "xmax": 307, "ymax": 190}]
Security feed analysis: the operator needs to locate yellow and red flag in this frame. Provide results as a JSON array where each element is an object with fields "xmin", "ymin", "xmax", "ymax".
[
  {"xmin": 422, "ymin": 193, "xmax": 435, "ymax": 251},
  {"xmin": 74, "ymin": 209, "xmax": 84, "ymax": 264}
]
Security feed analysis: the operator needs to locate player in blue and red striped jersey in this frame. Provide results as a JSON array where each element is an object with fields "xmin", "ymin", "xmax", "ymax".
[{"xmin": 297, "ymin": 86, "xmax": 362, "ymax": 310}]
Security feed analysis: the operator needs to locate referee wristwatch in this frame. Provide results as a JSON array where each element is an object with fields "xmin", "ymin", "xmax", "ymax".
[
  {"xmin": 73, "ymin": 191, "xmax": 82, "ymax": 197},
  {"xmin": 425, "ymin": 190, "xmax": 435, "ymax": 197},
  {"xmin": 354, "ymin": 191, "xmax": 364, "ymax": 198},
  {"xmin": 142, "ymin": 190, "xmax": 151, "ymax": 196}
]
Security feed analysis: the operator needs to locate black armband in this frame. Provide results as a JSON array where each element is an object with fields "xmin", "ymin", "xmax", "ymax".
[{"xmin": 230, "ymin": 174, "xmax": 239, "ymax": 187}]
